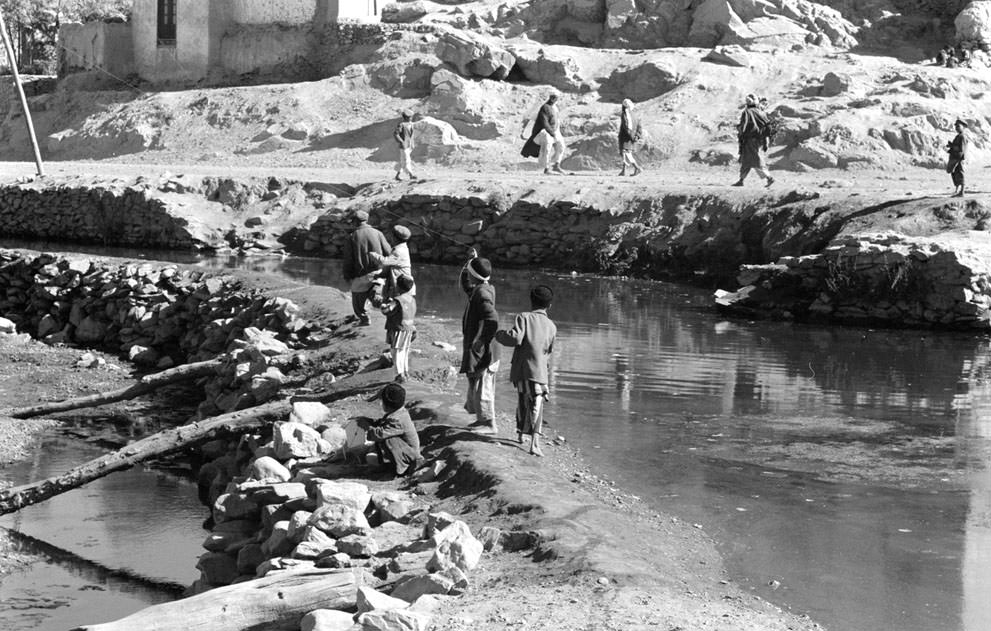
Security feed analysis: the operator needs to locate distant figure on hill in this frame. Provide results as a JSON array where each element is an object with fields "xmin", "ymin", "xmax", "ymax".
[
  {"xmin": 394, "ymin": 110, "xmax": 417, "ymax": 181},
  {"xmin": 618, "ymin": 99, "xmax": 643, "ymax": 177},
  {"xmin": 946, "ymin": 119, "xmax": 969, "ymax": 198},
  {"xmin": 459, "ymin": 251, "xmax": 501, "ymax": 434},
  {"xmin": 946, "ymin": 47, "xmax": 959, "ymax": 68},
  {"xmin": 341, "ymin": 209, "xmax": 391, "ymax": 326},
  {"xmin": 521, "ymin": 92, "xmax": 567, "ymax": 175},
  {"xmin": 496, "ymin": 285, "xmax": 557, "ymax": 457},
  {"xmin": 380, "ymin": 275, "xmax": 416, "ymax": 383},
  {"xmin": 359, "ymin": 383, "xmax": 420, "ymax": 477},
  {"xmin": 937, "ymin": 46, "xmax": 950, "ymax": 66},
  {"xmin": 733, "ymin": 94, "xmax": 774, "ymax": 188}
]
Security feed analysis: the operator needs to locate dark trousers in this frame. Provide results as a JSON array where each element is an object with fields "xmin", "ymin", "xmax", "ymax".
[
  {"xmin": 351, "ymin": 289, "xmax": 374, "ymax": 320},
  {"xmin": 951, "ymin": 163, "xmax": 964, "ymax": 187}
]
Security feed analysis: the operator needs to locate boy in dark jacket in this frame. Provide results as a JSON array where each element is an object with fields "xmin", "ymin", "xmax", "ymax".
[
  {"xmin": 496, "ymin": 285, "xmax": 557, "ymax": 456},
  {"xmin": 459, "ymin": 252, "xmax": 501, "ymax": 433},
  {"xmin": 361, "ymin": 383, "xmax": 420, "ymax": 477}
]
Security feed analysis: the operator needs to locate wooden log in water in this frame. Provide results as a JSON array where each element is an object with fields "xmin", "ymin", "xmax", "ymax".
[
  {"xmin": 0, "ymin": 369, "xmax": 394, "ymax": 516},
  {"xmin": 71, "ymin": 567, "xmax": 364, "ymax": 631},
  {"xmin": 5, "ymin": 358, "xmax": 225, "ymax": 419}
]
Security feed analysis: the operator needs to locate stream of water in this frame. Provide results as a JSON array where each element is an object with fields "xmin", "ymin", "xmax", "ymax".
[{"xmin": 1, "ymin": 245, "xmax": 989, "ymax": 631}]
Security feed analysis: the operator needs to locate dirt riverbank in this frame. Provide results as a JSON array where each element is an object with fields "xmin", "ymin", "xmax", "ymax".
[{"xmin": 0, "ymin": 257, "xmax": 822, "ymax": 630}]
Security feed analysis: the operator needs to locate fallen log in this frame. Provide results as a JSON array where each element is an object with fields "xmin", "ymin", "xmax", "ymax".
[
  {"xmin": 71, "ymin": 567, "xmax": 364, "ymax": 631},
  {"xmin": 0, "ymin": 369, "xmax": 394, "ymax": 516},
  {"xmin": 6, "ymin": 358, "xmax": 225, "ymax": 419}
]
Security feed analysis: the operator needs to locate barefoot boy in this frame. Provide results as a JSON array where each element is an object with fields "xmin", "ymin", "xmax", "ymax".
[
  {"xmin": 496, "ymin": 285, "xmax": 557, "ymax": 456},
  {"xmin": 380, "ymin": 274, "xmax": 416, "ymax": 382}
]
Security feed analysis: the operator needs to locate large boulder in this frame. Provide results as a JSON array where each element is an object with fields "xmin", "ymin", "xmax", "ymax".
[
  {"xmin": 599, "ymin": 59, "xmax": 681, "ymax": 103},
  {"xmin": 301, "ymin": 609, "xmax": 356, "ymax": 631},
  {"xmin": 956, "ymin": 1, "xmax": 991, "ymax": 46},
  {"xmin": 273, "ymin": 421, "xmax": 328, "ymax": 460},
  {"xmin": 426, "ymin": 521, "xmax": 483, "ymax": 574},
  {"xmin": 309, "ymin": 504, "xmax": 372, "ymax": 538},
  {"xmin": 315, "ymin": 481, "xmax": 372, "ymax": 512},
  {"xmin": 423, "ymin": 69, "xmax": 502, "ymax": 140},
  {"xmin": 435, "ymin": 26, "xmax": 516, "ymax": 80},
  {"xmin": 505, "ymin": 44, "xmax": 587, "ymax": 92}
]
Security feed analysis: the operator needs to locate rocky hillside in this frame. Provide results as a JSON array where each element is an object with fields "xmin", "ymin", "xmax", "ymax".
[{"xmin": 1, "ymin": 0, "xmax": 989, "ymax": 176}]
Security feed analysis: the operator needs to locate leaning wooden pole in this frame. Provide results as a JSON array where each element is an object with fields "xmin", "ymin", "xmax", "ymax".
[{"xmin": 0, "ymin": 8, "xmax": 45, "ymax": 177}]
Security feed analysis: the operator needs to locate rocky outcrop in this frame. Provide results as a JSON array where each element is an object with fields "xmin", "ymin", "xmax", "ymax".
[
  {"xmin": 435, "ymin": 27, "xmax": 516, "ymax": 80},
  {"xmin": 599, "ymin": 59, "xmax": 682, "ymax": 102},
  {"xmin": 955, "ymin": 1, "xmax": 991, "ymax": 46},
  {"xmin": 716, "ymin": 232, "xmax": 991, "ymax": 329},
  {"xmin": 505, "ymin": 43, "xmax": 589, "ymax": 92}
]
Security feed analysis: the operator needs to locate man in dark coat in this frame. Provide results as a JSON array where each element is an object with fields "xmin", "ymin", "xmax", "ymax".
[
  {"xmin": 946, "ymin": 119, "xmax": 969, "ymax": 198},
  {"xmin": 341, "ymin": 210, "xmax": 391, "ymax": 326},
  {"xmin": 459, "ymin": 253, "xmax": 501, "ymax": 433},
  {"xmin": 521, "ymin": 93, "xmax": 566, "ymax": 174},
  {"xmin": 733, "ymin": 94, "xmax": 774, "ymax": 188}
]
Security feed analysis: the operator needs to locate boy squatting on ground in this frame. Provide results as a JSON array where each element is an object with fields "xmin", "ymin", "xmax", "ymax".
[
  {"xmin": 496, "ymin": 285, "xmax": 557, "ymax": 457},
  {"xmin": 380, "ymin": 274, "xmax": 416, "ymax": 383},
  {"xmin": 358, "ymin": 383, "xmax": 421, "ymax": 476}
]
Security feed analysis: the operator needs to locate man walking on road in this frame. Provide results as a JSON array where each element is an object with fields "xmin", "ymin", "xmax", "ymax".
[
  {"xmin": 733, "ymin": 94, "xmax": 774, "ymax": 188},
  {"xmin": 946, "ymin": 118, "xmax": 969, "ymax": 198},
  {"xmin": 459, "ymin": 251, "xmax": 501, "ymax": 433},
  {"xmin": 341, "ymin": 209, "xmax": 391, "ymax": 326},
  {"xmin": 521, "ymin": 92, "xmax": 567, "ymax": 174}
]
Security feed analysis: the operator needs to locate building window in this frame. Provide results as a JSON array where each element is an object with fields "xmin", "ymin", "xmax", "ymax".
[{"xmin": 157, "ymin": 0, "xmax": 177, "ymax": 46}]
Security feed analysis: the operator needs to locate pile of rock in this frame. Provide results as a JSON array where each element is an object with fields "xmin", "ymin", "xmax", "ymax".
[
  {"xmin": 715, "ymin": 232, "xmax": 991, "ymax": 329},
  {"xmin": 195, "ymin": 403, "xmax": 519, "ymax": 630},
  {"xmin": 0, "ymin": 251, "xmax": 314, "ymax": 367},
  {"xmin": 0, "ymin": 182, "xmax": 222, "ymax": 249}
]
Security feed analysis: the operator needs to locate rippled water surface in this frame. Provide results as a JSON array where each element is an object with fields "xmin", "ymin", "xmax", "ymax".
[{"xmin": 2, "ymin": 244, "xmax": 991, "ymax": 631}]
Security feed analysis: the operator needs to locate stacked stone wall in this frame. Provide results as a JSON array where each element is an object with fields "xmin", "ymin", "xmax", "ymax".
[
  {"xmin": 301, "ymin": 194, "xmax": 645, "ymax": 272},
  {"xmin": 0, "ymin": 183, "xmax": 207, "ymax": 249},
  {"xmin": 0, "ymin": 250, "xmax": 312, "ymax": 366},
  {"xmin": 717, "ymin": 233, "xmax": 991, "ymax": 329}
]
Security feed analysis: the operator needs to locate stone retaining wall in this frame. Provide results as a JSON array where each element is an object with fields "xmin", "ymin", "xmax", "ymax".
[
  {"xmin": 715, "ymin": 232, "xmax": 991, "ymax": 329},
  {"xmin": 0, "ymin": 250, "xmax": 312, "ymax": 366},
  {"xmin": 0, "ymin": 182, "xmax": 212, "ymax": 249}
]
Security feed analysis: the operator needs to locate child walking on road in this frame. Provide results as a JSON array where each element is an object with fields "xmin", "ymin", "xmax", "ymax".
[
  {"xmin": 394, "ymin": 110, "xmax": 417, "ymax": 181},
  {"xmin": 496, "ymin": 285, "xmax": 557, "ymax": 456},
  {"xmin": 381, "ymin": 275, "xmax": 416, "ymax": 382}
]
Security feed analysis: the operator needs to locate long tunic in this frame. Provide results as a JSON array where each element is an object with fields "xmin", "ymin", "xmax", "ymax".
[
  {"xmin": 619, "ymin": 109, "xmax": 639, "ymax": 146},
  {"xmin": 495, "ymin": 309, "xmax": 556, "ymax": 385},
  {"xmin": 737, "ymin": 105, "xmax": 769, "ymax": 170},
  {"xmin": 460, "ymin": 279, "xmax": 501, "ymax": 374},
  {"xmin": 341, "ymin": 223, "xmax": 391, "ymax": 283},
  {"xmin": 947, "ymin": 131, "xmax": 968, "ymax": 173},
  {"xmin": 522, "ymin": 102, "xmax": 559, "ymax": 158}
]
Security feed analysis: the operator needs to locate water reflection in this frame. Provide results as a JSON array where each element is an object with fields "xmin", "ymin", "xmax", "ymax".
[{"xmin": 3, "ymin": 243, "xmax": 991, "ymax": 631}]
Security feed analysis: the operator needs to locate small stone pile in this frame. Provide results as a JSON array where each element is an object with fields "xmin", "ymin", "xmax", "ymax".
[
  {"xmin": 195, "ymin": 401, "xmax": 513, "ymax": 631},
  {"xmin": 0, "ymin": 251, "xmax": 314, "ymax": 367},
  {"xmin": 715, "ymin": 232, "xmax": 991, "ymax": 329},
  {"xmin": 0, "ymin": 183, "xmax": 217, "ymax": 248}
]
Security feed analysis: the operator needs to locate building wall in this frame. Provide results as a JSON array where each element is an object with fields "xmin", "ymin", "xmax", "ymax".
[
  {"xmin": 58, "ymin": 22, "xmax": 135, "ymax": 79},
  {"xmin": 132, "ymin": 0, "xmax": 213, "ymax": 83}
]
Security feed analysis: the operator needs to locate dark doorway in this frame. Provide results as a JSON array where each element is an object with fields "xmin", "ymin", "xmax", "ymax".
[{"xmin": 157, "ymin": 0, "xmax": 177, "ymax": 46}]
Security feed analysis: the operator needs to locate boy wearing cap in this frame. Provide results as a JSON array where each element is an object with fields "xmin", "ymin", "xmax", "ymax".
[
  {"xmin": 394, "ymin": 110, "xmax": 417, "ymax": 181},
  {"xmin": 496, "ymin": 285, "xmax": 557, "ymax": 456},
  {"xmin": 946, "ymin": 119, "xmax": 969, "ymax": 197},
  {"xmin": 459, "ymin": 252, "xmax": 501, "ymax": 433},
  {"xmin": 360, "ymin": 383, "xmax": 421, "ymax": 477},
  {"xmin": 380, "ymin": 275, "xmax": 417, "ymax": 383},
  {"xmin": 371, "ymin": 224, "xmax": 416, "ymax": 299}
]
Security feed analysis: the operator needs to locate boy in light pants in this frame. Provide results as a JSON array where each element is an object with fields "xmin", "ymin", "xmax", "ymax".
[
  {"xmin": 381, "ymin": 275, "xmax": 416, "ymax": 382},
  {"xmin": 394, "ymin": 110, "xmax": 416, "ymax": 181}
]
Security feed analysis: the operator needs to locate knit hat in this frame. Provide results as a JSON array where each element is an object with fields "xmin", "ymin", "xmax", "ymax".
[
  {"xmin": 530, "ymin": 285, "xmax": 554, "ymax": 309},
  {"xmin": 369, "ymin": 382, "xmax": 406, "ymax": 409},
  {"xmin": 353, "ymin": 209, "xmax": 369, "ymax": 222},
  {"xmin": 467, "ymin": 257, "xmax": 492, "ymax": 282},
  {"xmin": 396, "ymin": 275, "xmax": 414, "ymax": 294},
  {"xmin": 745, "ymin": 94, "xmax": 756, "ymax": 106},
  {"xmin": 393, "ymin": 225, "xmax": 412, "ymax": 241}
]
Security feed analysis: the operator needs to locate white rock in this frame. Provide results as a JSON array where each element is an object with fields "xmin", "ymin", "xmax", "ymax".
[
  {"xmin": 290, "ymin": 401, "xmax": 333, "ymax": 427},
  {"xmin": 431, "ymin": 341, "xmax": 457, "ymax": 352},
  {"xmin": 308, "ymin": 504, "xmax": 372, "ymax": 538},
  {"xmin": 301, "ymin": 609, "xmax": 356, "ymax": 631},
  {"xmin": 390, "ymin": 573, "xmax": 455, "ymax": 603},
  {"xmin": 372, "ymin": 491, "xmax": 414, "ymax": 523},
  {"xmin": 957, "ymin": 1, "xmax": 991, "ymax": 45},
  {"xmin": 336, "ymin": 534, "xmax": 379, "ymax": 558},
  {"xmin": 0, "ymin": 316, "xmax": 17, "ymax": 334},
  {"xmin": 248, "ymin": 456, "xmax": 291, "ymax": 482},
  {"xmin": 356, "ymin": 608, "xmax": 431, "ymax": 631},
  {"xmin": 241, "ymin": 327, "xmax": 291, "ymax": 356},
  {"xmin": 427, "ymin": 521, "xmax": 483, "ymax": 574},
  {"xmin": 357, "ymin": 586, "xmax": 410, "ymax": 614},
  {"xmin": 273, "ymin": 421, "xmax": 325, "ymax": 460},
  {"xmin": 316, "ymin": 481, "xmax": 371, "ymax": 512}
]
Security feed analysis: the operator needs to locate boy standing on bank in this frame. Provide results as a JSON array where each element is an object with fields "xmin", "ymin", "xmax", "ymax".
[
  {"xmin": 496, "ymin": 285, "xmax": 557, "ymax": 456},
  {"xmin": 380, "ymin": 274, "xmax": 416, "ymax": 383}
]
